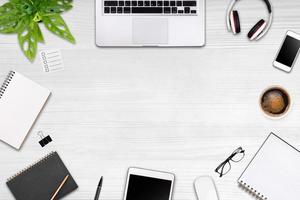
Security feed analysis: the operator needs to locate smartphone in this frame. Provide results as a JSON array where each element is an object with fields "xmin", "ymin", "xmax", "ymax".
[{"xmin": 273, "ymin": 31, "xmax": 300, "ymax": 72}]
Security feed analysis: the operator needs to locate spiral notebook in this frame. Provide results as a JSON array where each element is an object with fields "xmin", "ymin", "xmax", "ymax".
[
  {"xmin": 7, "ymin": 151, "xmax": 78, "ymax": 200},
  {"xmin": 0, "ymin": 71, "xmax": 50, "ymax": 149},
  {"xmin": 238, "ymin": 133, "xmax": 300, "ymax": 200}
]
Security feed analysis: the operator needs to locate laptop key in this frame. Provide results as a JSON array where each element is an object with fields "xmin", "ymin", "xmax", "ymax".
[
  {"xmin": 124, "ymin": 7, "xmax": 131, "ymax": 13},
  {"xmin": 164, "ymin": 7, "xmax": 171, "ymax": 13},
  {"xmin": 164, "ymin": 1, "xmax": 169, "ymax": 6},
  {"xmin": 104, "ymin": 1, "xmax": 118, "ymax": 6},
  {"xmin": 125, "ymin": 1, "xmax": 131, "ymax": 6},
  {"xmin": 176, "ymin": 1, "xmax": 182, "ymax": 6},
  {"xmin": 178, "ymin": 10, "xmax": 183, "ymax": 13},
  {"xmin": 111, "ymin": 7, "xmax": 117, "ymax": 13},
  {"xmin": 191, "ymin": 10, "xmax": 196, "ymax": 14},
  {"xmin": 157, "ymin": 1, "xmax": 162, "ymax": 6},
  {"xmin": 138, "ymin": 1, "xmax": 143, "ymax": 6},
  {"xmin": 151, "ymin": 1, "xmax": 156, "ymax": 6},
  {"xmin": 104, "ymin": 7, "xmax": 110, "ymax": 13},
  {"xmin": 170, "ymin": 1, "xmax": 175, "ymax": 6},
  {"xmin": 119, "ymin": 1, "xmax": 124, "ymax": 6},
  {"xmin": 184, "ymin": 7, "xmax": 190, "ymax": 13},
  {"xmin": 171, "ymin": 7, "xmax": 177, "ymax": 13},
  {"xmin": 117, "ymin": 7, "xmax": 123, "ymax": 13},
  {"xmin": 183, "ymin": 1, "xmax": 196, "ymax": 6},
  {"xmin": 145, "ymin": 1, "xmax": 150, "ymax": 6},
  {"xmin": 132, "ymin": 7, "xmax": 163, "ymax": 13},
  {"xmin": 132, "ymin": 1, "xmax": 137, "ymax": 6}
]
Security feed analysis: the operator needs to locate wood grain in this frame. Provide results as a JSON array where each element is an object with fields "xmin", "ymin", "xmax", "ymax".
[{"xmin": 0, "ymin": 0, "xmax": 300, "ymax": 199}]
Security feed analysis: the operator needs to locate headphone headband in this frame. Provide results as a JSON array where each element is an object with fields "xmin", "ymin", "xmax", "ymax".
[
  {"xmin": 263, "ymin": 0, "xmax": 272, "ymax": 13},
  {"xmin": 226, "ymin": 0, "xmax": 273, "ymax": 40}
]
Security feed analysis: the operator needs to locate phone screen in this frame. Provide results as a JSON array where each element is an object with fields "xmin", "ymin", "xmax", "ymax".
[{"xmin": 276, "ymin": 35, "xmax": 300, "ymax": 67}]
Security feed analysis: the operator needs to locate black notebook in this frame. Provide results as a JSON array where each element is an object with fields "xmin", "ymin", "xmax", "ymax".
[{"xmin": 7, "ymin": 152, "xmax": 78, "ymax": 200}]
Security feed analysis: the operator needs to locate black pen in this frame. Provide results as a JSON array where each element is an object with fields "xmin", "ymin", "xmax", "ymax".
[{"xmin": 94, "ymin": 176, "xmax": 103, "ymax": 200}]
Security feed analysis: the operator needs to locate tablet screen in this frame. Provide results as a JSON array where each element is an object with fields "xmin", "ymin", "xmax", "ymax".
[{"xmin": 126, "ymin": 174, "xmax": 172, "ymax": 200}]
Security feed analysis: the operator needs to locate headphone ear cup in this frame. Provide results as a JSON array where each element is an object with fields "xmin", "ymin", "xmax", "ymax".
[
  {"xmin": 248, "ymin": 19, "xmax": 267, "ymax": 40},
  {"xmin": 230, "ymin": 10, "xmax": 241, "ymax": 34}
]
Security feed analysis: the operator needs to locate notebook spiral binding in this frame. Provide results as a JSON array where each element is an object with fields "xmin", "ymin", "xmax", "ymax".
[
  {"xmin": 7, "ymin": 151, "xmax": 56, "ymax": 183},
  {"xmin": 0, "ymin": 71, "xmax": 15, "ymax": 99},
  {"xmin": 239, "ymin": 180, "xmax": 267, "ymax": 200}
]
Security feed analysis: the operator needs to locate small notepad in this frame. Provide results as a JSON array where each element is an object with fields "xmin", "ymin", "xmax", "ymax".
[
  {"xmin": 0, "ymin": 71, "xmax": 51, "ymax": 149},
  {"xmin": 238, "ymin": 133, "xmax": 300, "ymax": 200},
  {"xmin": 7, "ymin": 152, "xmax": 78, "ymax": 200},
  {"xmin": 39, "ymin": 49, "xmax": 64, "ymax": 73}
]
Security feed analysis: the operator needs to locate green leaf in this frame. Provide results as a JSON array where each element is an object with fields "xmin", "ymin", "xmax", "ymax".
[
  {"xmin": 41, "ymin": 0, "xmax": 73, "ymax": 14},
  {"xmin": 43, "ymin": 13, "xmax": 75, "ymax": 43},
  {"xmin": 0, "ymin": 2, "xmax": 14, "ymax": 14},
  {"xmin": 9, "ymin": 0, "xmax": 23, "ymax": 4},
  {"xmin": 0, "ymin": 18, "xmax": 24, "ymax": 33},
  {"xmin": 9, "ymin": 0, "xmax": 36, "ymax": 15},
  {"xmin": 0, "ymin": 2, "xmax": 23, "ymax": 33},
  {"xmin": 36, "ymin": 23, "xmax": 44, "ymax": 43},
  {"xmin": 18, "ymin": 21, "xmax": 39, "ymax": 61}
]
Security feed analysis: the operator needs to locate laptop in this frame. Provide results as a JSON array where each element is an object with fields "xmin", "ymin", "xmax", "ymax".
[{"xmin": 95, "ymin": 0, "xmax": 205, "ymax": 46}]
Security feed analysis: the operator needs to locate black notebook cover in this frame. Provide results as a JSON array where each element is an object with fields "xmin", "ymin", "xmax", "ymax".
[{"xmin": 6, "ymin": 152, "xmax": 78, "ymax": 200}]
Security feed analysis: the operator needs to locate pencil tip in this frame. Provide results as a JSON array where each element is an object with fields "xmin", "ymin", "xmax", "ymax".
[{"xmin": 98, "ymin": 176, "xmax": 103, "ymax": 186}]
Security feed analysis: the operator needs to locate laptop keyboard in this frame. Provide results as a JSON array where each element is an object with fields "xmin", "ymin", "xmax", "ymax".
[{"xmin": 103, "ymin": 0, "xmax": 197, "ymax": 15}]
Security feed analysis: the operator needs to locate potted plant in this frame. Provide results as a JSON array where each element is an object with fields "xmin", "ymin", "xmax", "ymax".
[{"xmin": 0, "ymin": 0, "xmax": 75, "ymax": 61}]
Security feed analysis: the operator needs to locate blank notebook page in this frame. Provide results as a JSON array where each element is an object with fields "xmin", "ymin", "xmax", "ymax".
[
  {"xmin": 0, "ymin": 71, "xmax": 50, "ymax": 149},
  {"xmin": 238, "ymin": 133, "xmax": 300, "ymax": 200}
]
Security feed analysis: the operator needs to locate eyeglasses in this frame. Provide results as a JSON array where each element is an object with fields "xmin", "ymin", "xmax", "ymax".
[{"xmin": 215, "ymin": 147, "xmax": 245, "ymax": 177}]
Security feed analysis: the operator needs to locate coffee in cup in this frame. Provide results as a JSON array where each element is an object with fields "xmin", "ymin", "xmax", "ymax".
[{"xmin": 260, "ymin": 86, "xmax": 291, "ymax": 118}]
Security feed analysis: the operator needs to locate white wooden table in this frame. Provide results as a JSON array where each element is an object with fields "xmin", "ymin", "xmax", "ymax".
[{"xmin": 1, "ymin": 0, "xmax": 300, "ymax": 199}]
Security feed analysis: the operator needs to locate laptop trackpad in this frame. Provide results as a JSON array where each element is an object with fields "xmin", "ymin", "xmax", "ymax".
[{"xmin": 132, "ymin": 18, "xmax": 168, "ymax": 45}]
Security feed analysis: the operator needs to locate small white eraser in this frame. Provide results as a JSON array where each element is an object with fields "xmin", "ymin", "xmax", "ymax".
[{"xmin": 39, "ymin": 49, "xmax": 64, "ymax": 73}]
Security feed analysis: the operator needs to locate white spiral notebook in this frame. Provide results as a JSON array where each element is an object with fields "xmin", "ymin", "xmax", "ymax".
[
  {"xmin": 238, "ymin": 133, "xmax": 300, "ymax": 200},
  {"xmin": 0, "ymin": 71, "xmax": 50, "ymax": 149}
]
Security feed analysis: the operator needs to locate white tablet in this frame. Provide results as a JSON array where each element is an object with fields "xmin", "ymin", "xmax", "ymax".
[{"xmin": 123, "ymin": 168, "xmax": 175, "ymax": 200}]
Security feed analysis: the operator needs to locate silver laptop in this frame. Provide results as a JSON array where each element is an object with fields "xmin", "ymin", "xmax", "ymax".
[{"xmin": 95, "ymin": 0, "xmax": 205, "ymax": 46}]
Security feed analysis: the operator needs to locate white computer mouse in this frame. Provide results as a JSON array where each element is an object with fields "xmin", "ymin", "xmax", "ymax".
[{"xmin": 194, "ymin": 176, "xmax": 219, "ymax": 200}]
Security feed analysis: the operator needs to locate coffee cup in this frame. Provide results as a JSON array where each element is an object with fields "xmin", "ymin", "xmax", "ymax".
[{"xmin": 260, "ymin": 86, "xmax": 291, "ymax": 119}]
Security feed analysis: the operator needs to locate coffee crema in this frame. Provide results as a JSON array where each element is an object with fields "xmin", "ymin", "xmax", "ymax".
[{"xmin": 260, "ymin": 87, "xmax": 290, "ymax": 117}]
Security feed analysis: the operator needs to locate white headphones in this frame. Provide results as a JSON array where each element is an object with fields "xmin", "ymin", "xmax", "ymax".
[{"xmin": 226, "ymin": 0, "xmax": 273, "ymax": 41}]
